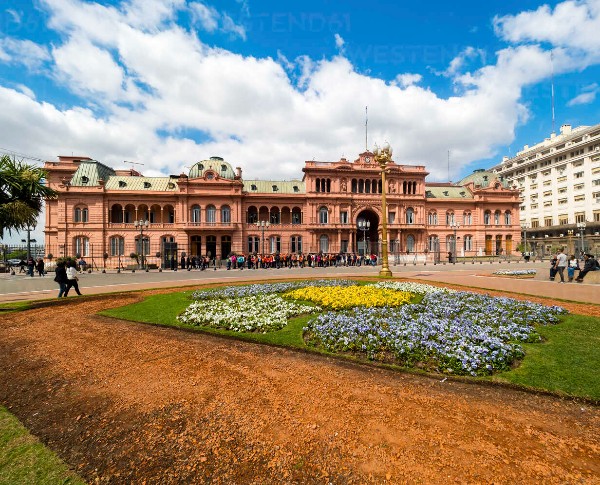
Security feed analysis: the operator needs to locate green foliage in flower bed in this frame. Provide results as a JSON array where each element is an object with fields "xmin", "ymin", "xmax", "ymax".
[{"xmin": 0, "ymin": 405, "xmax": 84, "ymax": 485}]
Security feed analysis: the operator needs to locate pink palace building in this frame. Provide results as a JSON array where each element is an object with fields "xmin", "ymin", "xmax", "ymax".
[{"xmin": 43, "ymin": 151, "xmax": 521, "ymax": 268}]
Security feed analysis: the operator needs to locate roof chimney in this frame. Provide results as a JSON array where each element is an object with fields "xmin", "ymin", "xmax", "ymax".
[{"xmin": 560, "ymin": 124, "xmax": 572, "ymax": 135}]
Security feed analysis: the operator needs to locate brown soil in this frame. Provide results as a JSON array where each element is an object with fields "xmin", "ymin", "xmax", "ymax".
[{"xmin": 1, "ymin": 288, "xmax": 599, "ymax": 484}]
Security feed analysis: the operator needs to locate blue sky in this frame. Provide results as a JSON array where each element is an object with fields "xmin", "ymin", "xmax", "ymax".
[{"xmin": 2, "ymin": 0, "xmax": 600, "ymax": 243}]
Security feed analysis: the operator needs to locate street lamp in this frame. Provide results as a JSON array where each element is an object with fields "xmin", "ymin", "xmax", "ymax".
[
  {"xmin": 521, "ymin": 224, "xmax": 528, "ymax": 253},
  {"xmin": 358, "ymin": 220, "xmax": 370, "ymax": 256},
  {"xmin": 256, "ymin": 220, "xmax": 270, "ymax": 254},
  {"xmin": 373, "ymin": 142, "xmax": 393, "ymax": 277},
  {"xmin": 134, "ymin": 219, "xmax": 149, "ymax": 271},
  {"xmin": 577, "ymin": 221, "xmax": 586, "ymax": 254},
  {"xmin": 450, "ymin": 222, "xmax": 460, "ymax": 263}
]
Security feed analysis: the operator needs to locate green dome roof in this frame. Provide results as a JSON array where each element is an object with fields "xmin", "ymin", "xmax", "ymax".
[{"xmin": 189, "ymin": 157, "xmax": 236, "ymax": 180}]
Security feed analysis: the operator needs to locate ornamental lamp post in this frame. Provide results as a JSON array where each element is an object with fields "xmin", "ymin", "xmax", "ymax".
[
  {"xmin": 256, "ymin": 220, "xmax": 270, "ymax": 254},
  {"xmin": 521, "ymin": 224, "xmax": 528, "ymax": 254},
  {"xmin": 373, "ymin": 142, "xmax": 393, "ymax": 277},
  {"xmin": 357, "ymin": 220, "xmax": 370, "ymax": 256},
  {"xmin": 134, "ymin": 219, "xmax": 149, "ymax": 271},
  {"xmin": 577, "ymin": 221, "xmax": 586, "ymax": 254},
  {"xmin": 450, "ymin": 222, "xmax": 460, "ymax": 263}
]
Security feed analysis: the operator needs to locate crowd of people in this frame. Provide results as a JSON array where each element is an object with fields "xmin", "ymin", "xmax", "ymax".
[{"xmin": 178, "ymin": 252, "xmax": 379, "ymax": 271}]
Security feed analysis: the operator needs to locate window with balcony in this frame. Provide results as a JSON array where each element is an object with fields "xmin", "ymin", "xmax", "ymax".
[
  {"xmin": 206, "ymin": 205, "xmax": 216, "ymax": 223},
  {"xmin": 221, "ymin": 205, "xmax": 231, "ymax": 223},
  {"xmin": 110, "ymin": 236, "xmax": 124, "ymax": 256},
  {"xmin": 574, "ymin": 171, "xmax": 584, "ymax": 179},
  {"xmin": 74, "ymin": 236, "xmax": 89, "ymax": 257},
  {"xmin": 191, "ymin": 205, "xmax": 201, "ymax": 223},
  {"xmin": 559, "ymin": 215, "xmax": 569, "ymax": 225},
  {"xmin": 74, "ymin": 206, "xmax": 88, "ymax": 223},
  {"xmin": 406, "ymin": 208, "xmax": 414, "ymax": 224},
  {"xmin": 340, "ymin": 211, "xmax": 348, "ymax": 224},
  {"xmin": 544, "ymin": 217, "xmax": 553, "ymax": 226},
  {"xmin": 575, "ymin": 213, "xmax": 585, "ymax": 223},
  {"xmin": 574, "ymin": 194, "xmax": 585, "ymax": 202}
]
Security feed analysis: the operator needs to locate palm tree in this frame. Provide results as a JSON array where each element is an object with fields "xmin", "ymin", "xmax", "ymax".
[{"xmin": 0, "ymin": 155, "xmax": 57, "ymax": 238}]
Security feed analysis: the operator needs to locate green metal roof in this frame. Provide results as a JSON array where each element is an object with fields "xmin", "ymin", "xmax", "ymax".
[
  {"xmin": 104, "ymin": 176, "xmax": 179, "ymax": 191},
  {"xmin": 425, "ymin": 186, "xmax": 473, "ymax": 199},
  {"xmin": 243, "ymin": 180, "xmax": 305, "ymax": 194},
  {"xmin": 189, "ymin": 157, "xmax": 236, "ymax": 179},
  {"xmin": 457, "ymin": 169, "xmax": 508, "ymax": 188},
  {"xmin": 70, "ymin": 161, "xmax": 115, "ymax": 186}
]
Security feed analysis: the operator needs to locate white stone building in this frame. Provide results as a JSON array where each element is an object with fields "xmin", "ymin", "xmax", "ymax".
[{"xmin": 490, "ymin": 123, "xmax": 600, "ymax": 256}]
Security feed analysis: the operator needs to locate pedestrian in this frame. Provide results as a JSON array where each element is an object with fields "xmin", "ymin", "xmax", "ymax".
[
  {"xmin": 26, "ymin": 257, "xmax": 35, "ymax": 277},
  {"xmin": 54, "ymin": 261, "xmax": 68, "ymax": 297},
  {"xmin": 549, "ymin": 254, "xmax": 558, "ymax": 281},
  {"xmin": 65, "ymin": 261, "xmax": 82, "ymax": 296},
  {"xmin": 575, "ymin": 254, "xmax": 600, "ymax": 283},
  {"xmin": 78, "ymin": 257, "xmax": 87, "ymax": 273},
  {"xmin": 554, "ymin": 247, "xmax": 567, "ymax": 283},
  {"xmin": 567, "ymin": 255, "xmax": 579, "ymax": 282},
  {"xmin": 36, "ymin": 258, "xmax": 45, "ymax": 276},
  {"xmin": 18, "ymin": 259, "xmax": 26, "ymax": 273}
]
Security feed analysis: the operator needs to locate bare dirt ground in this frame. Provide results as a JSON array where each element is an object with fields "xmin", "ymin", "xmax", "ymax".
[{"xmin": 1, "ymin": 289, "xmax": 599, "ymax": 484}]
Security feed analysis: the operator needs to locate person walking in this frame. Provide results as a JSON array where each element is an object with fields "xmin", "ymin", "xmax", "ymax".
[
  {"xmin": 554, "ymin": 247, "xmax": 567, "ymax": 283},
  {"xmin": 26, "ymin": 257, "xmax": 35, "ymax": 277},
  {"xmin": 53, "ymin": 261, "xmax": 68, "ymax": 298},
  {"xmin": 36, "ymin": 258, "xmax": 45, "ymax": 276},
  {"xmin": 65, "ymin": 261, "xmax": 83, "ymax": 296}
]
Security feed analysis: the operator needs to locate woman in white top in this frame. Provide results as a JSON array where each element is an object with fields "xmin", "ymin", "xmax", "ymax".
[{"xmin": 65, "ymin": 261, "xmax": 82, "ymax": 296}]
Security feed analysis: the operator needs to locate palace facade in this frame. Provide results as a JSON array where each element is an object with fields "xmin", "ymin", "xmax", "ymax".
[{"xmin": 43, "ymin": 151, "xmax": 521, "ymax": 268}]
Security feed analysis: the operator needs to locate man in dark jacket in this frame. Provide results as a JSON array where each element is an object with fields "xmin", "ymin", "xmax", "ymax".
[{"xmin": 575, "ymin": 254, "xmax": 599, "ymax": 282}]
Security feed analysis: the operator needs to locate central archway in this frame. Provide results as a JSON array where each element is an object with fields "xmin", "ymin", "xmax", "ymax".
[{"xmin": 355, "ymin": 209, "xmax": 379, "ymax": 255}]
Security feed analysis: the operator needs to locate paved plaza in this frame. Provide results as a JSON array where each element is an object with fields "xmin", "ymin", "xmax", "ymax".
[{"xmin": 1, "ymin": 259, "xmax": 597, "ymax": 304}]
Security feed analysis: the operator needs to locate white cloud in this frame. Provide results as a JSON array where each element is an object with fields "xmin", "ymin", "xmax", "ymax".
[
  {"xmin": 443, "ymin": 46, "xmax": 487, "ymax": 77},
  {"xmin": 6, "ymin": 9, "xmax": 22, "ymax": 23},
  {"xmin": 394, "ymin": 73, "xmax": 422, "ymax": 88},
  {"xmin": 189, "ymin": 1, "xmax": 246, "ymax": 39},
  {"xmin": 567, "ymin": 83, "xmax": 599, "ymax": 106},
  {"xmin": 334, "ymin": 33, "xmax": 345, "ymax": 51},
  {"xmin": 52, "ymin": 39, "xmax": 125, "ymax": 100},
  {"xmin": 189, "ymin": 2, "xmax": 219, "ymax": 32},
  {"xmin": 0, "ymin": 38, "xmax": 51, "ymax": 70},
  {"xmin": 495, "ymin": 0, "xmax": 600, "ymax": 60}
]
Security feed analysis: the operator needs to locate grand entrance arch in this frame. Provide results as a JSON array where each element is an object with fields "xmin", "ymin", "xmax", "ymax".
[{"xmin": 355, "ymin": 209, "xmax": 379, "ymax": 255}]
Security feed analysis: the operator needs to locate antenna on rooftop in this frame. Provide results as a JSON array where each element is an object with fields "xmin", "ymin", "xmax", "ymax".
[
  {"xmin": 365, "ymin": 106, "xmax": 368, "ymax": 151},
  {"xmin": 123, "ymin": 160, "xmax": 144, "ymax": 173},
  {"xmin": 550, "ymin": 50, "xmax": 556, "ymax": 134}
]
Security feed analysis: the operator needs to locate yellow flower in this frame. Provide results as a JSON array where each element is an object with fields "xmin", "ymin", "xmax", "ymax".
[{"xmin": 283, "ymin": 286, "xmax": 411, "ymax": 309}]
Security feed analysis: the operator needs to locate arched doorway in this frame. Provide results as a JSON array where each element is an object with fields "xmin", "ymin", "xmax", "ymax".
[{"xmin": 355, "ymin": 209, "xmax": 378, "ymax": 255}]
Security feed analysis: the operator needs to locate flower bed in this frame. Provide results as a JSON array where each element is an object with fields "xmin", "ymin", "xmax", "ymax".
[
  {"xmin": 178, "ymin": 294, "xmax": 320, "ymax": 332},
  {"xmin": 283, "ymin": 286, "xmax": 412, "ymax": 310},
  {"xmin": 303, "ymin": 291, "xmax": 567, "ymax": 376},
  {"xmin": 178, "ymin": 279, "xmax": 568, "ymax": 376},
  {"xmin": 493, "ymin": 269, "xmax": 537, "ymax": 277}
]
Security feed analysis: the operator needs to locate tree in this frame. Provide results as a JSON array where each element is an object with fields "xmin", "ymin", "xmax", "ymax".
[{"xmin": 0, "ymin": 155, "xmax": 57, "ymax": 238}]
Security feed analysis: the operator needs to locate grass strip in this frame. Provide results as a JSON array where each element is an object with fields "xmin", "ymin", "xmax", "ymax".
[{"xmin": 0, "ymin": 405, "xmax": 84, "ymax": 485}]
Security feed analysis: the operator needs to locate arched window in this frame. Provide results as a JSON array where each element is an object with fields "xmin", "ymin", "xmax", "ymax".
[
  {"xmin": 446, "ymin": 211, "xmax": 455, "ymax": 225},
  {"xmin": 484, "ymin": 210, "xmax": 491, "ymax": 225},
  {"xmin": 136, "ymin": 235, "xmax": 150, "ymax": 256},
  {"xmin": 351, "ymin": 179, "xmax": 357, "ymax": 193},
  {"xmin": 428, "ymin": 235, "xmax": 439, "ymax": 252},
  {"xmin": 365, "ymin": 180, "xmax": 371, "ymax": 193},
  {"xmin": 74, "ymin": 206, "xmax": 88, "ymax": 223},
  {"xmin": 319, "ymin": 235, "xmax": 329, "ymax": 253},
  {"xmin": 406, "ymin": 235, "xmax": 415, "ymax": 252},
  {"xmin": 494, "ymin": 210, "xmax": 501, "ymax": 225},
  {"xmin": 315, "ymin": 178, "xmax": 321, "ymax": 192},
  {"xmin": 463, "ymin": 212, "xmax": 472, "ymax": 225},
  {"xmin": 405, "ymin": 207, "xmax": 414, "ymax": 224},
  {"xmin": 247, "ymin": 206, "xmax": 258, "ymax": 223},
  {"xmin": 270, "ymin": 207, "xmax": 281, "ymax": 224},
  {"xmin": 428, "ymin": 211, "xmax": 437, "ymax": 225},
  {"xmin": 74, "ymin": 236, "xmax": 89, "ymax": 257},
  {"xmin": 504, "ymin": 210, "xmax": 511, "ymax": 225},
  {"xmin": 191, "ymin": 205, "xmax": 201, "ymax": 223},
  {"xmin": 291, "ymin": 207, "xmax": 302, "ymax": 224},
  {"xmin": 110, "ymin": 236, "xmax": 124, "ymax": 256},
  {"xmin": 163, "ymin": 205, "xmax": 175, "ymax": 223},
  {"xmin": 206, "ymin": 205, "xmax": 216, "ymax": 223},
  {"xmin": 463, "ymin": 235, "xmax": 473, "ymax": 251},
  {"xmin": 110, "ymin": 204, "xmax": 123, "ymax": 223},
  {"xmin": 221, "ymin": 205, "xmax": 231, "ymax": 223},
  {"xmin": 319, "ymin": 206, "xmax": 328, "ymax": 224}
]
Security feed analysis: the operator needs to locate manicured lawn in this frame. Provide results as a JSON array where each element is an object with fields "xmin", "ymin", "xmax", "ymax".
[
  {"xmin": 493, "ymin": 314, "xmax": 600, "ymax": 400},
  {"xmin": 100, "ymin": 285, "xmax": 600, "ymax": 401},
  {"xmin": 0, "ymin": 406, "xmax": 84, "ymax": 485}
]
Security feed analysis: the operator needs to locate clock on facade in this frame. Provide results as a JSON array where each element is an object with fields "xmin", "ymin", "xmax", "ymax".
[{"xmin": 364, "ymin": 156, "xmax": 371, "ymax": 163}]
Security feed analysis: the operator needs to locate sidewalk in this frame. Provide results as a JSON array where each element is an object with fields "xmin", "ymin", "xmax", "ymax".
[{"xmin": 0, "ymin": 263, "xmax": 597, "ymax": 305}]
